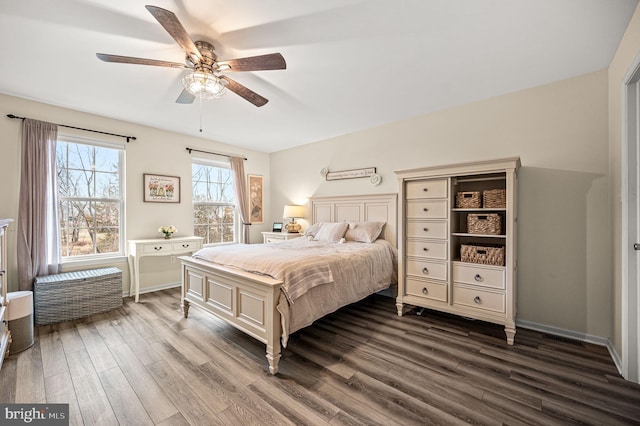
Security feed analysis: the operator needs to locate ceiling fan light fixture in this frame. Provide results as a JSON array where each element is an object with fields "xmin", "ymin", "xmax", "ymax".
[{"xmin": 182, "ymin": 71, "xmax": 226, "ymax": 99}]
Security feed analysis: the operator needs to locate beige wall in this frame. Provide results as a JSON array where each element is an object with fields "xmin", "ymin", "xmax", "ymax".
[
  {"xmin": 0, "ymin": 93, "xmax": 272, "ymax": 294},
  {"xmin": 609, "ymin": 4, "xmax": 640, "ymax": 354},
  {"xmin": 271, "ymin": 70, "xmax": 611, "ymax": 337}
]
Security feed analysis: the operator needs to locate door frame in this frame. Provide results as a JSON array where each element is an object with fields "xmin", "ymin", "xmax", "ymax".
[{"xmin": 621, "ymin": 51, "xmax": 640, "ymax": 383}]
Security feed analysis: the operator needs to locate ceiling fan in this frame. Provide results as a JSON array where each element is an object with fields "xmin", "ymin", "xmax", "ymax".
[{"xmin": 96, "ymin": 5, "xmax": 286, "ymax": 107}]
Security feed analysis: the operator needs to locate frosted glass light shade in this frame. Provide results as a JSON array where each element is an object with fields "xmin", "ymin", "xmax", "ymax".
[{"xmin": 182, "ymin": 72, "xmax": 226, "ymax": 100}]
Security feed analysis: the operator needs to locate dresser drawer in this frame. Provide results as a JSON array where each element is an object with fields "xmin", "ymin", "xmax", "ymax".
[
  {"xmin": 406, "ymin": 179, "xmax": 448, "ymax": 199},
  {"xmin": 172, "ymin": 241, "xmax": 201, "ymax": 252},
  {"xmin": 453, "ymin": 285, "xmax": 505, "ymax": 313},
  {"xmin": 406, "ymin": 259, "xmax": 447, "ymax": 281},
  {"xmin": 406, "ymin": 278, "xmax": 447, "ymax": 302},
  {"xmin": 406, "ymin": 200, "xmax": 448, "ymax": 219},
  {"xmin": 406, "ymin": 220, "xmax": 448, "ymax": 239},
  {"xmin": 142, "ymin": 243, "xmax": 172, "ymax": 254},
  {"xmin": 452, "ymin": 263, "xmax": 505, "ymax": 289},
  {"xmin": 406, "ymin": 240, "xmax": 447, "ymax": 260}
]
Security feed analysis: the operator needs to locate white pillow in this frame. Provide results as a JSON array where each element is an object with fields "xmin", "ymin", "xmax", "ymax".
[
  {"xmin": 304, "ymin": 222, "xmax": 323, "ymax": 237},
  {"xmin": 314, "ymin": 222, "xmax": 349, "ymax": 242},
  {"xmin": 344, "ymin": 221, "xmax": 386, "ymax": 243}
]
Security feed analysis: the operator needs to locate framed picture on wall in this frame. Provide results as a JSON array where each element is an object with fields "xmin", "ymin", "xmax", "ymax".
[
  {"xmin": 248, "ymin": 174, "xmax": 264, "ymax": 224},
  {"xmin": 143, "ymin": 173, "xmax": 181, "ymax": 203}
]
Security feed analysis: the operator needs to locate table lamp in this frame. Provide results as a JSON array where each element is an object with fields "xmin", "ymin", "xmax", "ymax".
[{"xmin": 283, "ymin": 205, "xmax": 304, "ymax": 233}]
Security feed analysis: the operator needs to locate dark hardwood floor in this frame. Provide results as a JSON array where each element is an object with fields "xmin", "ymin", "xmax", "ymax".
[{"xmin": 1, "ymin": 287, "xmax": 639, "ymax": 425}]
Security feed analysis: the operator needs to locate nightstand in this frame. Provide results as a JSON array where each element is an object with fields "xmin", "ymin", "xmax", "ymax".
[{"xmin": 262, "ymin": 232, "xmax": 303, "ymax": 244}]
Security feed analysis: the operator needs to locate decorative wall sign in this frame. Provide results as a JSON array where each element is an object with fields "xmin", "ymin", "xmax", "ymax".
[
  {"xmin": 248, "ymin": 174, "xmax": 264, "ymax": 224},
  {"xmin": 325, "ymin": 167, "xmax": 376, "ymax": 181},
  {"xmin": 143, "ymin": 174, "xmax": 180, "ymax": 203}
]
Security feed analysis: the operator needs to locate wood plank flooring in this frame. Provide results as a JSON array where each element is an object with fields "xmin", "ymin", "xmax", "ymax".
[{"xmin": 1, "ymin": 287, "xmax": 640, "ymax": 425}]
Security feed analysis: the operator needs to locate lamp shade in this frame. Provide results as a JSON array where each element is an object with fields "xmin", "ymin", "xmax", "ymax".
[{"xmin": 283, "ymin": 205, "xmax": 305, "ymax": 219}]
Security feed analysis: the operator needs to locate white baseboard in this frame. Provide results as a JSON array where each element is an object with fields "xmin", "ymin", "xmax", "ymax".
[
  {"xmin": 516, "ymin": 319, "xmax": 623, "ymax": 376},
  {"xmin": 121, "ymin": 282, "xmax": 181, "ymax": 298}
]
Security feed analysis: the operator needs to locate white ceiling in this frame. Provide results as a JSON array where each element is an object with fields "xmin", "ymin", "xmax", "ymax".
[{"xmin": 0, "ymin": 0, "xmax": 638, "ymax": 153}]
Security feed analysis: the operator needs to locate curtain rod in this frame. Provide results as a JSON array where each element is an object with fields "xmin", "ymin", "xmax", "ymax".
[
  {"xmin": 6, "ymin": 114, "xmax": 137, "ymax": 143},
  {"xmin": 185, "ymin": 147, "xmax": 247, "ymax": 160}
]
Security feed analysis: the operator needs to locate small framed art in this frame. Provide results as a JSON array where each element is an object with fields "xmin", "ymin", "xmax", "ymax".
[{"xmin": 143, "ymin": 173, "xmax": 181, "ymax": 203}]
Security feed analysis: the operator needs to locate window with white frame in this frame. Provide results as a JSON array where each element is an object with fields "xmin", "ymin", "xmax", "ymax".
[
  {"xmin": 192, "ymin": 159, "xmax": 237, "ymax": 244},
  {"xmin": 56, "ymin": 137, "xmax": 125, "ymax": 258}
]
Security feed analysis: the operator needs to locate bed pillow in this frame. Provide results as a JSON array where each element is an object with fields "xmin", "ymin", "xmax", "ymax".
[
  {"xmin": 344, "ymin": 221, "xmax": 386, "ymax": 243},
  {"xmin": 304, "ymin": 222, "xmax": 323, "ymax": 237},
  {"xmin": 313, "ymin": 222, "xmax": 349, "ymax": 242}
]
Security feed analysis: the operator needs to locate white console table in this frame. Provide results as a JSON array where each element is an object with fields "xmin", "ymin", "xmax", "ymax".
[{"xmin": 128, "ymin": 236, "xmax": 203, "ymax": 302}]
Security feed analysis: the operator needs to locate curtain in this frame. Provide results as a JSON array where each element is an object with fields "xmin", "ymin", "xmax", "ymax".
[
  {"xmin": 230, "ymin": 156, "xmax": 251, "ymax": 244},
  {"xmin": 17, "ymin": 119, "xmax": 60, "ymax": 291}
]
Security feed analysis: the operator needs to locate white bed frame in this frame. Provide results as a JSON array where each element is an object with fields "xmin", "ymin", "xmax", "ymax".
[{"xmin": 179, "ymin": 193, "xmax": 397, "ymax": 374}]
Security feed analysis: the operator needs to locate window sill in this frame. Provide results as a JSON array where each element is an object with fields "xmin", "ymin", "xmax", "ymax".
[{"xmin": 61, "ymin": 255, "xmax": 128, "ymax": 270}]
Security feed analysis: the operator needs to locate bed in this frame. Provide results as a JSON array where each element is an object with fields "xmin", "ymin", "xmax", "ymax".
[{"xmin": 179, "ymin": 193, "xmax": 398, "ymax": 374}]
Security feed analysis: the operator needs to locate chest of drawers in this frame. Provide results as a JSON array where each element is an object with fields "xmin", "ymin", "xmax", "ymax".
[{"xmin": 395, "ymin": 158, "xmax": 519, "ymax": 345}]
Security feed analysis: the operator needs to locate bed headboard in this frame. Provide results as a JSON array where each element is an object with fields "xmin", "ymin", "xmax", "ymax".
[{"xmin": 309, "ymin": 193, "xmax": 398, "ymax": 248}]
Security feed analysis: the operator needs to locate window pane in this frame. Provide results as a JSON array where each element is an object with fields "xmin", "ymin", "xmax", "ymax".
[
  {"xmin": 93, "ymin": 147, "xmax": 119, "ymax": 172},
  {"xmin": 66, "ymin": 169, "xmax": 95, "ymax": 197},
  {"xmin": 95, "ymin": 171, "xmax": 119, "ymax": 197},
  {"xmin": 60, "ymin": 199, "xmax": 92, "ymax": 256},
  {"xmin": 57, "ymin": 139, "xmax": 123, "ymax": 258},
  {"xmin": 192, "ymin": 162, "xmax": 237, "ymax": 244}
]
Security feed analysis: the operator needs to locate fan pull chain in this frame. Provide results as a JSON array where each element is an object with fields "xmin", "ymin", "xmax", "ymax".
[{"xmin": 199, "ymin": 96, "xmax": 203, "ymax": 133}]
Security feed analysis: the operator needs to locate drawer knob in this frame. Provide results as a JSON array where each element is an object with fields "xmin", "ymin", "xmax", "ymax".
[
  {"xmin": 154, "ymin": 246, "xmax": 162, "ymax": 251},
  {"xmin": 422, "ymin": 247, "xmax": 429, "ymax": 252},
  {"xmin": 474, "ymin": 296, "xmax": 482, "ymax": 304},
  {"xmin": 423, "ymin": 188, "xmax": 428, "ymax": 192},
  {"xmin": 423, "ymin": 228, "xmax": 429, "ymax": 232},
  {"xmin": 422, "ymin": 267, "xmax": 429, "ymax": 274},
  {"xmin": 422, "ymin": 287, "xmax": 429, "ymax": 295},
  {"xmin": 474, "ymin": 274, "xmax": 482, "ymax": 282},
  {"xmin": 423, "ymin": 208, "xmax": 429, "ymax": 212}
]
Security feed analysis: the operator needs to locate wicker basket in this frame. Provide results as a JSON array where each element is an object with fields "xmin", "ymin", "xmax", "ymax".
[
  {"xmin": 467, "ymin": 213, "xmax": 502, "ymax": 235},
  {"xmin": 461, "ymin": 244, "xmax": 505, "ymax": 266},
  {"xmin": 483, "ymin": 189, "xmax": 506, "ymax": 208},
  {"xmin": 456, "ymin": 191, "xmax": 481, "ymax": 208},
  {"xmin": 34, "ymin": 267, "xmax": 122, "ymax": 326}
]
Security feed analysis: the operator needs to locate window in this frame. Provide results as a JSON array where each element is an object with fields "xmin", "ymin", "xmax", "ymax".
[
  {"xmin": 192, "ymin": 160, "xmax": 237, "ymax": 244},
  {"xmin": 56, "ymin": 138, "xmax": 124, "ymax": 258}
]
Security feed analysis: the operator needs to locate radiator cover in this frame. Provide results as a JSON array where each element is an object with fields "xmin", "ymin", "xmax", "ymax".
[{"xmin": 34, "ymin": 267, "xmax": 123, "ymax": 326}]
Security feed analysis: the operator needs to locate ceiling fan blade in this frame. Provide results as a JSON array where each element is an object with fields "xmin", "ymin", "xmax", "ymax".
[
  {"xmin": 220, "ymin": 53, "xmax": 286, "ymax": 72},
  {"xmin": 96, "ymin": 53, "xmax": 188, "ymax": 69},
  {"xmin": 145, "ymin": 5, "xmax": 202, "ymax": 64},
  {"xmin": 176, "ymin": 89, "xmax": 196, "ymax": 104},
  {"xmin": 220, "ymin": 76, "xmax": 268, "ymax": 107}
]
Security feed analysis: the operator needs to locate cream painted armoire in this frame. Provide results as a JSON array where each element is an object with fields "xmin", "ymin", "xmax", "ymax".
[{"xmin": 395, "ymin": 158, "xmax": 520, "ymax": 344}]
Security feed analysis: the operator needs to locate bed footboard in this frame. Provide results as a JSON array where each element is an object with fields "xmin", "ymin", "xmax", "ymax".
[{"xmin": 179, "ymin": 256, "xmax": 283, "ymax": 374}]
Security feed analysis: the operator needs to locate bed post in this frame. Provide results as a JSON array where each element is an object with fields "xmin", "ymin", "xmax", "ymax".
[
  {"xmin": 181, "ymin": 262, "xmax": 190, "ymax": 318},
  {"xmin": 266, "ymin": 289, "xmax": 282, "ymax": 375}
]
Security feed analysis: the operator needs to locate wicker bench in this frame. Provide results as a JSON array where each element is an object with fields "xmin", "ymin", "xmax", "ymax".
[{"xmin": 34, "ymin": 267, "xmax": 123, "ymax": 326}]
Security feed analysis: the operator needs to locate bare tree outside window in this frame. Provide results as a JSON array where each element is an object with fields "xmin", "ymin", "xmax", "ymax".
[
  {"xmin": 192, "ymin": 162, "xmax": 237, "ymax": 244},
  {"xmin": 57, "ymin": 140, "xmax": 124, "ymax": 257}
]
